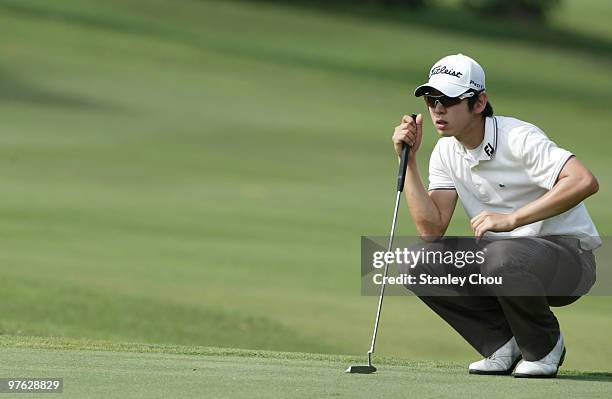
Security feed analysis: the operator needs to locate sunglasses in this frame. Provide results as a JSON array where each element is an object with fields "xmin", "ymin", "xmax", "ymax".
[{"xmin": 424, "ymin": 91, "xmax": 477, "ymax": 109}]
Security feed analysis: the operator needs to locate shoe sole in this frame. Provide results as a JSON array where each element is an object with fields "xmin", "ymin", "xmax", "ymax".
[
  {"xmin": 513, "ymin": 347, "xmax": 566, "ymax": 379},
  {"xmin": 469, "ymin": 355, "xmax": 523, "ymax": 376}
]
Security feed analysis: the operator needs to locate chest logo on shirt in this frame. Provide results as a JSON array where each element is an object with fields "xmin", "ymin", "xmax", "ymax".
[{"xmin": 484, "ymin": 143, "xmax": 495, "ymax": 157}]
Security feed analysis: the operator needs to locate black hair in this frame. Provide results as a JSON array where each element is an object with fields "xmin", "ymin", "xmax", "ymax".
[{"xmin": 466, "ymin": 90, "xmax": 493, "ymax": 117}]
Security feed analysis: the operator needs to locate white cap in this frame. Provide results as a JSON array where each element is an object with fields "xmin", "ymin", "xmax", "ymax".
[{"xmin": 414, "ymin": 54, "xmax": 486, "ymax": 97}]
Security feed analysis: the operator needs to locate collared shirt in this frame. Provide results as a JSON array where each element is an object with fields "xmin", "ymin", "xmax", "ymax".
[{"xmin": 428, "ymin": 116, "xmax": 601, "ymax": 251}]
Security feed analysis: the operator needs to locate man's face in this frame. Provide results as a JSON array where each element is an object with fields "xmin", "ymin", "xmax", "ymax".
[{"xmin": 425, "ymin": 90, "xmax": 478, "ymax": 138}]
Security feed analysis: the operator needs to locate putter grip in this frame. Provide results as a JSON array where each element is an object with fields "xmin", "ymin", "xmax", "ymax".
[{"xmin": 396, "ymin": 113, "xmax": 416, "ymax": 192}]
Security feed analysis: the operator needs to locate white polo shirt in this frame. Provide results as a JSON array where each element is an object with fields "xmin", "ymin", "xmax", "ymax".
[{"xmin": 428, "ymin": 116, "xmax": 601, "ymax": 251}]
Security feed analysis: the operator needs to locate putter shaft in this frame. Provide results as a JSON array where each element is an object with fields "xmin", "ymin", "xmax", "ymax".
[
  {"xmin": 364, "ymin": 113, "xmax": 415, "ymax": 369},
  {"xmin": 367, "ymin": 190, "xmax": 402, "ymax": 364},
  {"xmin": 347, "ymin": 114, "xmax": 415, "ymax": 374}
]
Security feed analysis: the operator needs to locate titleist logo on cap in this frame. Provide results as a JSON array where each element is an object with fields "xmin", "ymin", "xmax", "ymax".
[{"xmin": 430, "ymin": 65, "xmax": 462, "ymax": 78}]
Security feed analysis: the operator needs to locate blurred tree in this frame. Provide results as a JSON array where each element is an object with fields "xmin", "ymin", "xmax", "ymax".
[
  {"xmin": 381, "ymin": 0, "xmax": 427, "ymax": 7},
  {"xmin": 462, "ymin": 0, "xmax": 561, "ymax": 20},
  {"xmin": 283, "ymin": 0, "xmax": 429, "ymax": 8}
]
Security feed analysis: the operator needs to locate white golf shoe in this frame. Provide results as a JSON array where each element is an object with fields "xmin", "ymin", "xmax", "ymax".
[
  {"xmin": 514, "ymin": 333, "xmax": 565, "ymax": 378},
  {"xmin": 469, "ymin": 337, "xmax": 522, "ymax": 375}
]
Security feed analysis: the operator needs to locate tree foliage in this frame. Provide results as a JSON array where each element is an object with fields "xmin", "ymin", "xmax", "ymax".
[
  {"xmin": 462, "ymin": 0, "xmax": 562, "ymax": 20},
  {"xmin": 266, "ymin": 0, "xmax": 562, "ymax": 20}
]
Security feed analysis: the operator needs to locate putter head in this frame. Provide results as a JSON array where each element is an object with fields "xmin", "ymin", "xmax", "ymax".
[{"xmin": 345, "ymin": 365, "xmax": 377, "ymax": 374}]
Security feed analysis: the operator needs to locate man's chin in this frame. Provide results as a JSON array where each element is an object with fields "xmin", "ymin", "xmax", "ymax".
[{"xmin": 436, "ymin": 129, "xmax": 454, "ymax": 137}]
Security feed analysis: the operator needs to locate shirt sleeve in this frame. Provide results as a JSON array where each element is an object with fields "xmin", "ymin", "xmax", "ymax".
[
  {"xmin": 520, "ymin": 128, "xmax": 574, "ymax": 190},
  {"xmin": 428, "ymin": 141, "xmax": 455, "ymax": 191}
]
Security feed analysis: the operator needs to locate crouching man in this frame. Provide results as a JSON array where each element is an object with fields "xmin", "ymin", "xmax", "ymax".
[{"xmin": 393, "ymin": 54, "xmax": 600, "ymax": 378}]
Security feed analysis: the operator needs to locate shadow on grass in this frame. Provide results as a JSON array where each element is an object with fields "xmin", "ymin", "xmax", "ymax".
[
  {"xmin": 252, "ymin": 0, "xmax": 612, "ymax": 62},
  {"xmin": 0, "ymin": 68, "xmax": 122, "ymax": 111},
  {"xmin": 2, "ymin": 0, "xmax": 610, "ymax": 111},
  {"xmin": 559, "ymin": 371, "xmax": 612, "ymax": 382}
]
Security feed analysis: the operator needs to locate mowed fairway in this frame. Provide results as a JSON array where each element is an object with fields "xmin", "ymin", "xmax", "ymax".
[{"xmin": 0, "ymin": 0, "xmax": 611, "ymax": 393}]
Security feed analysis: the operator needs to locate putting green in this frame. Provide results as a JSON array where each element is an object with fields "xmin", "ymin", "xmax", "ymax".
[{"xmin": 1, "ymin": 336, "xmax": 611, "ymax": 399}]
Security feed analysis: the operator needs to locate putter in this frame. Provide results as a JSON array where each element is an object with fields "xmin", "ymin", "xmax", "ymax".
[{"xmin": 346, "ymin": 113, "xmax": 416, "ymax": 374}]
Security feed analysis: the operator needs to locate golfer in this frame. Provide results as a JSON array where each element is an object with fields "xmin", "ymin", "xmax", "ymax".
[{"xmin": 392, "ymin": 54, "xmax": 600, "ymax": 378}]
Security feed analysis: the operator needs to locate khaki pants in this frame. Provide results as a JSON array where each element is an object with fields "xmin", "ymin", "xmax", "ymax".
[{"xmin": 399, "ymin": 236, "xmax": 595, "ymax": 361}]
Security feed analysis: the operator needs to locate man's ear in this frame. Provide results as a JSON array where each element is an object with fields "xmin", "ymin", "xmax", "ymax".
[{"xmin": 475, "ymin": 91, "xmax": 488, "ymax": 114}]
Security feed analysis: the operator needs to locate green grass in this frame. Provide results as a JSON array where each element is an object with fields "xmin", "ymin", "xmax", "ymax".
[
  {"xmin": 1, "ymin": 336, "xmax": 611, "ymax": 399},
  {"xmin": 0, "ymin": 0, "xmax": 611, "ymax": 384},
  {"xmin": 550, "ymin": 0, "xmax": 612, "ymax": 38}
]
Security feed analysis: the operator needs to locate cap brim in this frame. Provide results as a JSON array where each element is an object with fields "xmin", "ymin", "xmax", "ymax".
[{"xmin": 414, "ymin": 81, "xmax": 468, "ymax": 97}]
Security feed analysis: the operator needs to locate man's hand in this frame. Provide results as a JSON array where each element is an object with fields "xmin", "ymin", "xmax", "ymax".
[
  {"xmin": 392, "ymin": 114, "xmax": 423, "ymax": 160},
  {"xmin": 470, "ymin": 211, "xmax": 517, "ymax": 239}
]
